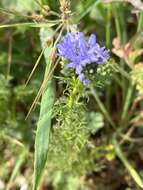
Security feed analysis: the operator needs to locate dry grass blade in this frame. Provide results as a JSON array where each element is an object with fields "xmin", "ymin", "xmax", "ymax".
[
  {"xmin": 25, "ymin": 57, "xmax": 60, "ymax": 119},
  {"xmin": 25, "ymin": 46, "xmax": 47, "ymax": 86},
  {"xmin": 25, "ymin": 23, "xmax": 63, "ymax": 86},
  {"xmin": 25, "ymin": 26, "xmax": 64, "ymax": 119}
]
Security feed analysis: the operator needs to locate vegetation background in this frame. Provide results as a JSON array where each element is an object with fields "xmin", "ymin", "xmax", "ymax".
[{"xmin": 0, "ymin": 0, "xmax": 143, "ymax": 190}]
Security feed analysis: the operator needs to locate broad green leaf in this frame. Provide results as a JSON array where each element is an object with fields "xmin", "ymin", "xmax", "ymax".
[
  {"xmin": 32, "ymin": 28, "xmax": 55, "ymax": 190},
  {"xmin": 113, "ymin": 138, "xmax": 143, "ymax": 189}
]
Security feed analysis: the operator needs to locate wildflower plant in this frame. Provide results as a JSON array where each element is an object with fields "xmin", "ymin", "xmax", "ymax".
[
  {"xmin": 30, "ymin": 1, "xmax": 114, "ymax": 190},
  {"xmin": 37, "ymin": 7, "xmax": 114, "ymax": 190}
]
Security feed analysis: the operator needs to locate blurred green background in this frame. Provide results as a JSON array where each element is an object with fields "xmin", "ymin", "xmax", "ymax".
[{"xmin": 0, "ymin": 0, "xmax": 143, "ymax": 190}]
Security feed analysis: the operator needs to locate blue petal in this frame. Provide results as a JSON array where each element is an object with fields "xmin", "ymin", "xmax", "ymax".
[
  {"xmin": 78, "ymin": 73, "xmax": 85, "ymax": 81},
  {"xmin": 64, "ymin": 62, "xmax": 76, "ymax": 70},
  {"xmin": 83, "ymin": 79, "xmax": 89, "ymax": 85},
  {"xmin": 88, "ymin": 34, "xmax": 97, "ymax": 46},
  {"xmin": 75, "ymin": 65, "xmax": 83, "ymax": 74}
]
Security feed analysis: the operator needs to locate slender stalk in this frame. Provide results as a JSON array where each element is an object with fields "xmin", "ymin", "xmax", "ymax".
[
  {"xmin": 91, "ymin": 87, "xmax": 116, "ymax": 129},
  {"xmin": 113, "ymin": 137, "xmax": 143, "ymax": 189},
  {"xmin": 121, "ymin": 85, "xmax": 134, "ymax": 122},
  {"xmin": 112, "ymin": 4, "xmax": 122, "ymax": 41},
  {"xmin": 112, "ymin": 3, "xmax": 127, "ymax": 101},
  {"xmin": 120, "ymin": 7, "xmax": 143, "ymax": 128},
  {"xmin": 105, "ymin": 5, "xmax": 112, "ymax": 113},
  {"xmin": 137, "ymin": 12, "xmax": 143, "ymax": 32},
  {"xmin": 6, "ymin": 35, "xmax": 12, "ymax": 79},
  {"xmin": 119, "ymin": 4, "xmax": 127, "ymax": 44},
  {"xmin": 106, "ymin": 4, "xmax": 111, "ymax": 48}
]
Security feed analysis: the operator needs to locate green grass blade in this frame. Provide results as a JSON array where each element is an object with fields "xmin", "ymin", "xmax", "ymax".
[
  {"xmin": 113, "ymin": 138, "xmax": 143, "ymax": 189},
  {"xmin": 6, "ymin": 149, "xmax": 27, "ymax": 190},
  {"xmin": 76, "ymin": 0, "xmax": 101, "ymax": 22},
  {"xmin": 121, "ymin": 85, "xmax": 134, "ymax": 121},
  {"xmin": 0, "ymin": 22, "xmax": 58, "ymax": 28},
  {"xmin": 111, "ymin": 62, "xmax": 131, "ymax": 81},
  {"xmin": 32, "ymin": 28, "xmax": 55, "ymax": 190},
  {"xmin": 137, "ymin": 12, "xmax": 143, "ymax": 32}
]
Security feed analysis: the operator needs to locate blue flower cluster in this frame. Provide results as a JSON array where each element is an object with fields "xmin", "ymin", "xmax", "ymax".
[{"xmin": 57, "ymin": 32, "xmax": 109, "ymax": 85}]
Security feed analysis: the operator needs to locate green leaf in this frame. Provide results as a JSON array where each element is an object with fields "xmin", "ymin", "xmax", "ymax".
[
  {"xmin": 32, "ymin": 28, "xmax": 55, "ymax": 190},
  {"xmin": 0, "ymin": 22, "xmax": 58, "ymax": 28},
  {"xmin": 87, "ymin": 112, "xmax": 104, "ymax": 134}
]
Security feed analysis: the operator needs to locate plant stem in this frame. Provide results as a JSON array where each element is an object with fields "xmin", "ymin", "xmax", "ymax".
[
  {"xmin": 113, "ymin": 4, "xmax": 122, "ymax": 41},
  {"xmin": 112, "ymin": 137, "xmax": 143, "ymax": 189},
  {"xmin": 137, "ymin": 12, "xmax": 143, "ymax": 32},
  {"xmin": 105, "ymin": 5, "xmax": 112, "ymax": 113},
  {"xmin": 121, "ymin": 85, "xmax": 134, "ymax": 124},
  {"xmin": 106, "ymin": 4, "xmax": 111, "ymax": 48},
  {"xmin": 112, "ymin": 3, "xmax": 127, "ymax": 101},
  {"xmin": 91, "ymin": 87, "xmax": 116, "ymax": 129}
]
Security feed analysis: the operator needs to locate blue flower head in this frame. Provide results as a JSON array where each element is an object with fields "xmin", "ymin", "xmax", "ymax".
[{"xmin": 57, "ymin": 32, "xmax": 109, "ymax": 85}]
